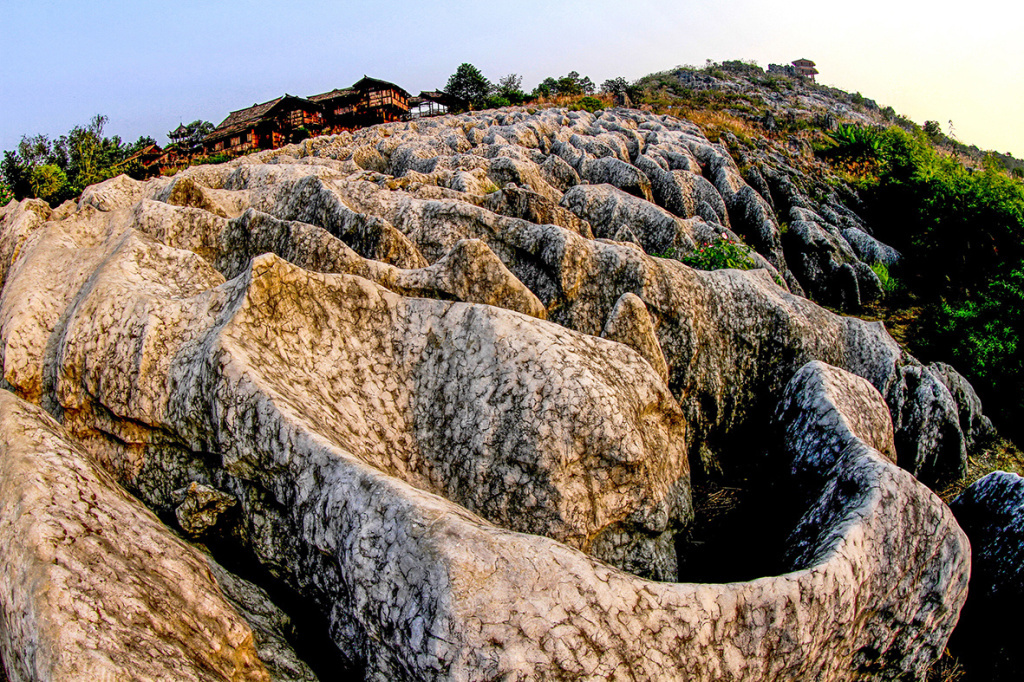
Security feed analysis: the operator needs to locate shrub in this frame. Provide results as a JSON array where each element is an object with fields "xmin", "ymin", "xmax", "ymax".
[
  {"xmin": 28, "ymin": 164, "xmax": 69, "ymax": 205},
  {"xmin": 571, "ymin": 96, "xmax": 605, "ymax": 113},
  {"xmin": 485, "ymin": 95, "xmax": 511, "ymax": 109},
  {"xmin": 871, "ymin": 262, "xmax": 901, "ymax": 293},
  {"xmin": 197, "ymin": 153, "xmax": 232, "ymax": 165},
  {"xmin": 918, "ymin": 269, "xmax": 1024, "ymax": 436},
  {"xmin": 678, "ymin": 238, "xmax": 757, "ymax": 271},
  {"xmin": 0, "ymin": 183, "xmax": 12, "ymax": 207}
]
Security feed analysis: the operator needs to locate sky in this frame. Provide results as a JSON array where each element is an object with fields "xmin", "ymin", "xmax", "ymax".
[{"xmin": 2, "ymin": 0, "xmax": 1022, "ymax": 158}]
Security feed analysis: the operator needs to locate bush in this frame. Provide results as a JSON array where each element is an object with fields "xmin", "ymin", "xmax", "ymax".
[
  {"xmin": 29, "ymin": 164, "xmax": 69, "ymax": 204},
  {"xmin": 871, "ymin": 262, "xmax": 901, "ymax": 293},
  {"xmin": 677, "ymin": 238, "xmax": 757, "ymax": 271},
  {"xmin": 0, "ymin": 183, "xmax": 12, "ymax": 207},
  {"xmin": 196, "ymin": 153, "xmax": 232, "ymax": 165},
  {"xmin": 918, "ymin": 269, "xmax": 1024, "ymax": 436},
  {"xmin": 571, "ymin": 96, "xmax": 605, "ymax": 113},
  {"xmin": 485, "ymin": 95, "xmax": 511, "ymax": 109}
]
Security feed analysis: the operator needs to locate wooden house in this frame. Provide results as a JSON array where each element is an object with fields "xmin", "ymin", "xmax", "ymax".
[
  {"xmin": 310, "ymin": 76, "xmax": 411, "ymax": 131},
  {"xmin": 118, "ymin": 144, "xmax": 184, "ymax": 177},
  {"xmin": 203, "ymin": 95, "xmax": 325, "ymax": 156},
  {"xmin": 792, "ymin": 58, "xmax": 819, "ymax": 81}
]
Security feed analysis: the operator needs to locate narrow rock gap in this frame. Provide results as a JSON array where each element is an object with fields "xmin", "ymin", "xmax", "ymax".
[{"xmin": 157, "ymin": 510, "xmax": 361, "ymax": 681}]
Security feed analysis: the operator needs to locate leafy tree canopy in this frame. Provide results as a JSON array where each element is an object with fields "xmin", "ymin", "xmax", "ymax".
[
  {"xmin": 445, "ymin": 63, "xmax": 492, "ymax": 109},
  {"xmin": 169, "ymin": 120, "xmax": 215, "ymax": 153},
  {"xmin": 495, "ymin": 74, "xmax": 526, "ymax": 105},
  {"xmin": 532, "ymin": 71, "xmax": 595, "ymax": 98},
  {"xmin": 2, "ymin": 114, "xmax": 145, "ymax": 205}
]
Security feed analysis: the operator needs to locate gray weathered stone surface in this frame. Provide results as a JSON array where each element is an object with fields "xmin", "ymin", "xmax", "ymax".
[
  {"xmin": 952, "ymin": 471, "xmax": 1024, "ymax": 604},
  {"xmin": 783, "ymin": 219, "xmax": 882, "ymax": 309},
  {"xmin": 0, "ymin": 199, "xmax": 689, "ymax": 578},
  {"xmin": 928, "ymin": 361, "xmax": 995, "ymax": 449},
  {"xmin": 0, "ymin": 391, "xmax": 270, "ymax": 682},
  {"xmin": 601, "ymin": 292, "xmax": 670, "ymax": 385},
  {"xmin": 560, "ymin": 183, "xmax": 698, "ymax": 254},
  {"xmin": 0, "ymin": 105, "xmax": 988, "ymax": 681},
  {"xmin": 950, "ymin": 471, "xmax": 1024, "ymax": 679},
  {"xmin": 775, "ymin": 360, "xmax": 897, "ymax": 480}
]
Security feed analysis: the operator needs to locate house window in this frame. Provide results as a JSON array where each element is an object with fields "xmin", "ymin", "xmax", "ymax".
[{"xmin": 231, "ymin": 136, "xmax": 240, "ymax": 147}]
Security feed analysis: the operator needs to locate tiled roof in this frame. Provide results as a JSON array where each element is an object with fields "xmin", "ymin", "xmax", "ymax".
[
  {"xmin": 205, "ymin": 97, "xmax": 284, "ymax": 142},
  {"xmin": 309, "ymin": 88, "xmax": 357, "ymax": 103}
]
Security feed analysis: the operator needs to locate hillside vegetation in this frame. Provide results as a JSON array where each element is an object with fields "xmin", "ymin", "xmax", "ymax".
[{"xmin": 621, "ymin": 62, "xmax": 1024, "ymax": 449}]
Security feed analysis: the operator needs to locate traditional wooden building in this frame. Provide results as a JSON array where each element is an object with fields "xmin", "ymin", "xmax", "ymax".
[
  {"xmin": 792, "ymin": 58, "xmax": 819, "ymax": 81},
  {"xmin": 310, "ymin": 76, "xmax": 411, "ymax": 131},
  {"xmin": 119, "ymin": 144, "xmax": 183, "ymax": 177},
  {"xmin": 202, "ymin": 95, "xmax": 325, "ymax": 156}
]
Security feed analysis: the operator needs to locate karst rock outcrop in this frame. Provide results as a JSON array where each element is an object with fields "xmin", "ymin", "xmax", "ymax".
[{"xmin": 0, "ymin": 106, "xmax": 987, "ymax": 680}]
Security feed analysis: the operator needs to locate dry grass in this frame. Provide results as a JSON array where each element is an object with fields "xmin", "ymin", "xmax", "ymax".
[
  {"xmin": 938, "ymin": 436, "xmax": 1024, "ymax": 503},
  {"xmin": 926, "ymin": 650, "xmax": 967, "ymax": 682},
  {"xmin": 669, "ymin": 108, "xmax": 762, "ymax": 145}
]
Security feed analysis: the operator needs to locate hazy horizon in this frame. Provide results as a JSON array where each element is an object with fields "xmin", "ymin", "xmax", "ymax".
[{"xmin": 2, "ymin": 0, "xmax": 1021, "ymax": 158}]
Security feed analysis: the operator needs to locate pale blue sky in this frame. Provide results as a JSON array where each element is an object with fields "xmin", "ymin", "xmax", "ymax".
[{"xmin": 2, "ymin": 0, "xmax": 1021, "ymax": 157}]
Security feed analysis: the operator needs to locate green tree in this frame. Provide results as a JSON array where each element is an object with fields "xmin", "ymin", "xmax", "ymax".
[
  {"xmin": 1, "ymin": 151, "xmax": 31, "ymax": 200},
  {"xmin": 444, "ymin": 63, "xmax": 492, "ymax": 109},
  {"xmin": 3, "ymin": 114, "xmax": 139, "ymax": 204},
  {"xmin": 495, "ymin": 74, "xmax": 526, "ymax": 105},
  {"xmin": 532, "ymin": 77, "xmax": 558, "ymax": 98},
  {"xmin": 169, "ymin": 120, "xmax": 214, "ymax": 154},
  {"xmin": 28, "ymin": 164, "xmax": 69, "ymax": 204}
]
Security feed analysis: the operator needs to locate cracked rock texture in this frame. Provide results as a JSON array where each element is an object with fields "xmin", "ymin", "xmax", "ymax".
[
  {"xmin": 0, "ymin": 392, "xmax": 270, "ymax": 682},
  {"xmin": 0, "ymin": 105, "xmax": 988, "ymax": 681},
  {"xmin": 950, "ymin": 471, "xmax": 1024, "ymax": 678}
]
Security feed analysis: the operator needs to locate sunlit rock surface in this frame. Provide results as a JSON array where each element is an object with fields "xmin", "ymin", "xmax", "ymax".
[{"xmin": 0, "ymin": 106, "xmax": 985, "ymax": 680}]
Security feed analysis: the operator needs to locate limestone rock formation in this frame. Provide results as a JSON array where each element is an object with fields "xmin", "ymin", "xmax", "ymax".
[
  {"xmin": 601, "ymin": 293, "xmax": 670, "ymax": 385},
  {"xmin": 0, "ymin": 105, "xmax": 991, "ymax": 681},
  {"xmin": 950, "ymin": 472, "xmax": 1024, "ymax": 678},
  {"xmin": 774, "ymin": 360, "xmax": 897, "ymax": 481},
  {"xmin": 0, "ymin": 392, "xmax": 270, "ymax": 682}
]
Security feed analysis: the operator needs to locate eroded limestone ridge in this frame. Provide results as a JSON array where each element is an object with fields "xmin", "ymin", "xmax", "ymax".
[{"xmin": 0, "ymin": 106, "xmax": 982, "ymax": 680}]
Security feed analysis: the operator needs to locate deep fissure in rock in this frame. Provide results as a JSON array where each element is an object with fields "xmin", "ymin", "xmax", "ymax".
[{"xmin": 157, "ymin": 510, "xmax": 358, "ymax": 682}]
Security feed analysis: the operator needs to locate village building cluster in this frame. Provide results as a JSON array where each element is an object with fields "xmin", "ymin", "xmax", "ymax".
[
  {"xmin": 132, "ymin": 76, "xmax": 464, "ymax": 175},
  {"xmin": 133, "ymin": 59, "xmax": 818, "ymax": 176}
]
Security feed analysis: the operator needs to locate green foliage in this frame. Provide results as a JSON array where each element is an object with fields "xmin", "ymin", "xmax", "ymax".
[
  {"xmin": 870, "ymin": 262, "xmax": 901, "ymax": 293},
  {"xmin": 445, "ymin": 63, "xmax": 492, "ymax": 109},
  {"xmin": 600, "ymin": 76, "xmax": 644, "ymax": 103},
  {"xmin": 1, "ymin": 151, "xmax": 31, "ymax": 200},
  {"xmin": 0, "ymin": 183, "xmax": 13, "ymax": 207},
  {"xmin": 817, "ymin": 124, "xmax": 882, "ymax": 160},
  {"xmin": 484, "ymin": 95, "xmax": 511, "ymax": 109},
  {"xmin": 570, "ymin": 96, "xmax": 605, "ymax": 113},
  {"xmin": 169, "ymin": 120, "xmax": 214, "ymax": 154},
  {"xmin": 28, "ymin": 164, "xmax": 69, "ymax": 204},
  {"xmin": 676, "ymin": 239, "xmax": 757, "ymax": 271},
  {"xmin": 918, "ymin": 269, "xmax": 1024, "ymax": 436},
  {"xmin": 3, "ymin": 114, "xmax": 147, "ymax": 204},
  {"xmin": 532, "ymin": 71, "xmax": 595, "ymax": 98},
  {"xmin": 196, "ymin": 153, "xmax": 232, "ymax": 165},
  {"xmin": 819, "ymin": 119, "xmax": 1024, "ymax": 433},
  {"xmin": 495, "ymin": 74, "xmax": 526, "ymax": 105}
]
